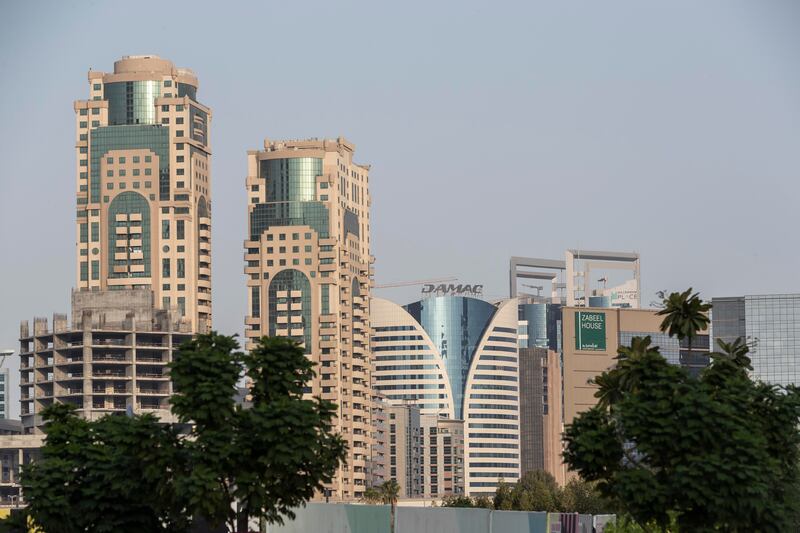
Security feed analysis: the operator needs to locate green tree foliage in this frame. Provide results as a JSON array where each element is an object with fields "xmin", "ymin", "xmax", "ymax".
[
  {"xmin": 440, "ymin": 494, "xmax": 482, "ymax": 508},
  {"xmin": 17, "ymin": 404, "xmax": 190, "ymax": 533},
  {"xmin": 656, "ymin": 287, "xmax": 711, "ymax": 360},
  {"xmin": 561, "ymin": 477, "xmax": 613, "ymax": 515},
  {"xmin": 5, "ymin": 334, "xmax": 347, "ymax": 533},
  {"xmin": 464, "ymin": 471, "xmax": 610, "ymax": 514},
  {"xmin": 564, "ymin": 290, "xmax": 800, "ymax": 532},
  {"xmin": 169, "ymin": 334, "xmax": 347, "ymax": 531}
]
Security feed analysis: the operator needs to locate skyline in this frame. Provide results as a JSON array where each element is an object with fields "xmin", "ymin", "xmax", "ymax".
[{"xmin": 2, "ymin": 1, "xmax": 800, "ymax": 421}]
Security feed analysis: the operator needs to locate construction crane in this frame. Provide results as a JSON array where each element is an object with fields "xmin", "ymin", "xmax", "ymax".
[
  {"xmin": 522, "ymin": 284, "xmax": 544, "ymax": 297},
  {"xmin": 374, "ymin": 277, "xmax": 457, "ymax": 289}
]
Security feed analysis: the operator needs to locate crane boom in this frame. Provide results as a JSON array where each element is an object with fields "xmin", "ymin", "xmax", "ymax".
[{"xmin": 374, "ymin": 277, "xmax": 457, "ymax": 289}]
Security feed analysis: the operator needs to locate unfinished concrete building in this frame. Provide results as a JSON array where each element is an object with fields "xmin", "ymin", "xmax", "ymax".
[{"xmin": 19, "ymin": 289, "xmax": 192, "ymax": 433}]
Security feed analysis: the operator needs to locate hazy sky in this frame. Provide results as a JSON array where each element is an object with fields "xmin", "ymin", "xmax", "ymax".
[{"xmin": 1, "ymin": 1, "xmax": 799, "ymax": 417}]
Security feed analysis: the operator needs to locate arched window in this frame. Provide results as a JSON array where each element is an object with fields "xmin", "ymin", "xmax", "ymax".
[
  {"xmin": 107, "ymin": 192, "xmax": 150, "ymax": 278},
  {"xmin": 268, "ymin": 269, "xmax": 312, "ymax": 353}
]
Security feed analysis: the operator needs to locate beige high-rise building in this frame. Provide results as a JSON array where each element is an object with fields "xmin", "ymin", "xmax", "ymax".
[
  {"xmin": 74, "ymin": 55, "xmax": 212, "ymax": 333},
  {"xmin": 244, "ymin": 137, "xmax": 374, "ymax": 500}
]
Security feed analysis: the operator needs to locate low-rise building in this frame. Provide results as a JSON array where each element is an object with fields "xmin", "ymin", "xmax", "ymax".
[
  {"xmin": 19, "ymin": 289, "xmax": 192, "ymax": 433},
  {"xmin": 562, "ymin": 306, "xmax": 710, "ymax": 428},
  {"xmin": 0, "ymin": 434, "xmax": 43, "ymax": 508}
]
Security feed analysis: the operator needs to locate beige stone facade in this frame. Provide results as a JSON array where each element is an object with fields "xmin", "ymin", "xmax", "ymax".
[
  {"xmin": 419, "ymin": 415, "xmax": 466, "ymax": 498},
  {"xmin": 562, "ymin": 306, "xmax": 709, "ymax": 426},
  {"xmin": 244, "ymin": 138, "xmax": 374, "ymax": 500},
  {"xmin": 74, "ymin": 55, "xmax": 211, "ymax": 333}
]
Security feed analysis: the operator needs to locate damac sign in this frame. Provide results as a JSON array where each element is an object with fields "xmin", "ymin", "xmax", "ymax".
[{"xmin": 422, "ymin": 283, "xmax": 484, "ymax": 297}]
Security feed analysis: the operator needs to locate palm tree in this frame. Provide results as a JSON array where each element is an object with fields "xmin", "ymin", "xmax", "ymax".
[
  {"xmin": 714, "ymin": 337, "xmax": 753, "ymax": 371},
  {"xmin": 363, "ymin": 480, "xmax": 400, "ymax": 533},
  {"xmin": 592, "ymin": 336, "xmax": 660, "ymax": 410},
  {"xmin": 656, "ymin": 288, "xmax": 711, "ymax": 368}
]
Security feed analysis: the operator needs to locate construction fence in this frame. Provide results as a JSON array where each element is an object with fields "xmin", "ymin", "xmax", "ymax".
[{"xmin": 264, "ymin": 503, "xmax": 616, "ymax": 533}]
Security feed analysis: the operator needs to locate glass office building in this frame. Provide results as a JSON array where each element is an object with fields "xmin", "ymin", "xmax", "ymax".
[
  {"xmin": 712, "ymin": 294, "xmax": 800, "ymax": 386},
  {"xmin": 371, "ymin": 296, "xmax": 521, "ymax": 496}
]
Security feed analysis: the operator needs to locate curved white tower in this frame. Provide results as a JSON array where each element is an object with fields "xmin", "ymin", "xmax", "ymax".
[{"xmin": 371, "ymin": 296, "xmax": 520, "ymax": 496}]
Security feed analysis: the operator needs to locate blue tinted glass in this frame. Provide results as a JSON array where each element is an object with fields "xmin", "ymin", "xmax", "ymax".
[
  {"xmin": 405, "ymin": 296, "xmax": 496, "ymax": 418},
  {"xmin": 105, "ymin": 81, "xmax": 161, "ymax": 125},
  {"xmin": 518, "ymin": 303, "xmax": 561, "ymax": 350},
  {"xmin": 250, "ymin": 157, "xmax": 328, "ymax": 239}
]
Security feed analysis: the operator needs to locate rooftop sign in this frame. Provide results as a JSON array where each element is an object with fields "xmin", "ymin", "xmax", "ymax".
[{"xmin": 422, "ymin": 283, "xmax": 484, "ymax": 298}]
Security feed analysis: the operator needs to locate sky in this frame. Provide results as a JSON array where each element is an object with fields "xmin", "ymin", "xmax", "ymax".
[{"xmin": 1, "ymin": 1, "xmax": 800, "ymax": 418}]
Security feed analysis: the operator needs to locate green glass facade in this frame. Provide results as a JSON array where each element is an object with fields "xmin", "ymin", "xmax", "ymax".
[
  {"xmin": 105, "ymin": 81, "xmax": 162, "ymax": 125},
  {"xmin": 268, "ymin": 269, "xmax": 312, "ymax": 352},
  {"xmin": 249, "ymin": 157, "xmax": 329, "ymax": 239},
  {"xmin": 90, "ymin": 125, "xmax": 170, "ymax": 202},
  {"xmin": 177, "ymin": 83, "xmax": 197, "ymax": 101},
  {"xmin": 107, "ymin": 192, "xmax": 151, "ymax": 278}
]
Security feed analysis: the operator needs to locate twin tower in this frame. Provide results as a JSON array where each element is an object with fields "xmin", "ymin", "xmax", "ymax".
[{"xmin": 23, "ymin": 55, "xmax": 373, "ymax": 500}]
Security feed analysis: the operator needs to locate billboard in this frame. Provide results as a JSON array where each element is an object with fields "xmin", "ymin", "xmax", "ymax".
[{"xmin": 575, "ymin": 311, "xmax": 606, "ymax": 351}]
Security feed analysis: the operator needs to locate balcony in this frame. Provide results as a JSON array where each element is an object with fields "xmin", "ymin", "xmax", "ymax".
[
  {"xmin": 137, "ymin": 372, "xmax": 167, "ymax": 379},
  {"xmin": 137, "ymin": 388, "xmax": 167, "ymax": 396},
  {"xmin": 92, "ymin": 338, "xmax": 129, "ymax": 347},
  {"xmin": 136, "ymin": 356, "xmax": 165, "ymax": 364},
  {"xmin": 93, "ymin": 354, "xmax": 129, "ymax": 363},
  {"xmin": 93, "ymin": 387, "xmax": 129, "ymax": 395},
  {"xmin": 93, "ymin": 369, "xmax": 128, "ymax": 378}
]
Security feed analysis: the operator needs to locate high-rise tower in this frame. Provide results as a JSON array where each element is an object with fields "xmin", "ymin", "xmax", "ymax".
[
  {"xmin": 74, "ymin": 55, "xmax": 212, "ymax": 332},
  {"xmin": 244, "ymin": 138, "xmax": 373, "ymax": 500}
]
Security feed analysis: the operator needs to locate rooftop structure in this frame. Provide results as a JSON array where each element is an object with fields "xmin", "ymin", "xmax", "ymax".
[{"xmin": 509, "ymin": 249, "xmax": 641, "ymax": 309}]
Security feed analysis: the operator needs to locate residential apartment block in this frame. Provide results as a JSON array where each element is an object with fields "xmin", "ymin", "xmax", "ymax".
[
  {"xmin": 74, "ymin": 55, "xmax": 212, "ymax": 333},
  {"xmin": 244, "ymin": 138, "xmax": 374, "ymax": 500}
]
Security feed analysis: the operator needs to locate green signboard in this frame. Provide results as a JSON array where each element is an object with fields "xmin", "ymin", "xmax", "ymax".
[{"xmin": 575, "ymin": 311, "xmax": 606, "ymax": 351}]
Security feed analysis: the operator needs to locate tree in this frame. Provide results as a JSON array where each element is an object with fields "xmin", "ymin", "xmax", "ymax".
[
  {"xmin": 440, "ymin": 494, "xmax": 495, "ymax": 509},
  {"xmin": 564, "ymin": 290, "xmax": 800, "ymax": 531},
  {"xmin": 486, "ymin": 470, "xmax": 611, "ymax": 514},
  {"xmin": 5, "ymin": 333, "xmax": 347, "ymax": 533},
  {"xmin": 362, "ymin": 480, "xmax": 400, "ymax": 533},
  {"xmin": 515, "ymin": 470, "xmax": 560, "ymax": 512},
  {"xmin": 656, "ymin": 287, "xmax": 711, "ymax": 364},
  {"xmin": 440, "ymin": 494, "xmax": 478, "ymax": 508},
  {"xmin": 169, "ymin": 334, "xmax": 347, "ymax": 532},
  {"xmin": 17, "ymin": 404, "xmax": 190, "ymax": 533},
  {"xmin": 560, "ymin": 478, "xmax": 612, "ymax": 515},
  {"xmin": 493, "ymin": 479, "xmax": 514, "ymax": 510}
]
